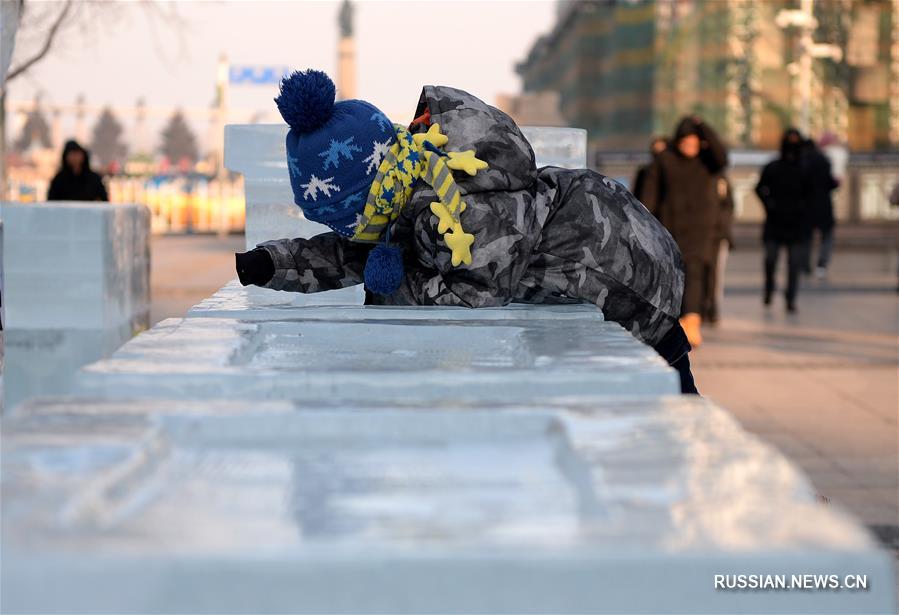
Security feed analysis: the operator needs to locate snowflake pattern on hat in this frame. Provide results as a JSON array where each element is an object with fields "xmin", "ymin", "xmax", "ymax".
[
  {"xmin": 319, "ymin": 137, "xmax": 363, "ymax": 170},
  {"xmin": 301, "ymin": 175, "xmax": 340, "ymax": 201}
]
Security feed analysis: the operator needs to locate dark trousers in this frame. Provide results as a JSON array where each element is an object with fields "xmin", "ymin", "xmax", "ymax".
[
  {"xmin": 652, "ymin": 323, "xmax": 699, "ymax": 395},
  {"xmin": 802, "ymin": 227, "xmax": 834, "ymax": 272},
  {"xmin": 814, "ymin": 227, "xmax": 834, "ymax": 269},
  {"xmin": 764, "ymin": 239, "xmax": 804, "ymax": 304},
  {"xmin": 682, "ymin": 257, "xmax": 705, "ymax": 315}
]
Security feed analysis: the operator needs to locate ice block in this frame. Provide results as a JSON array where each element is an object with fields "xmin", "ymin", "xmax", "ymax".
[
  {"xmin": 0, "ymin": 202, "xmax": 150, "ymax": 409},
  {"xmin": 75, "ymin": 311, "xmax": 678, "ymax": 401},
  {"xmin": 2, "ymin": 395, "xmax": 893, "ymax": 614}
]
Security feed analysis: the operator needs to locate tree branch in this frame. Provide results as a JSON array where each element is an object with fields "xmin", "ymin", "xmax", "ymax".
[{"xmin": 6, "ymin": 0, "xmax": 75, "ymax": 83}]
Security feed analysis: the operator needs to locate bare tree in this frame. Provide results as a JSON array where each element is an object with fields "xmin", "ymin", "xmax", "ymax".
[
  {"xmin": 4, "ymin": 0, "xmax": 74, "ymax": 84},
  {"xmin": 1, "ymin": 0, "xmax": 187, "ymax": 195}
]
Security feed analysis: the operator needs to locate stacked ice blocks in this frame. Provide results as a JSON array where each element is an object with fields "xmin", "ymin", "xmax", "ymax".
[
  {"xmin": 2, "ymin": 396, "xmax": 894, "ymax": 614},
  {"xmin": 0, "ymin": 202, "xmax": 150, "ymax": 409}
]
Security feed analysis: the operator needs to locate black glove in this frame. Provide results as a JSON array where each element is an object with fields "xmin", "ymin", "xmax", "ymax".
[{"xmin": 235, "ymin": 248, "xmax": 275, "ymax": 287}]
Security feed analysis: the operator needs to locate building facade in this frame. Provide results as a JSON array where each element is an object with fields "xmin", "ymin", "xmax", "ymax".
[{"xmin": 516, "ymin": 0, "xmax": 899, "ymax": 153}]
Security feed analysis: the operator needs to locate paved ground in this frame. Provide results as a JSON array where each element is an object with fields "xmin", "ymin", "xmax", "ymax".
[
  {"xmin": 150, "ymin": 234, "xmax": 246, "ymax": 324},
  {"xmin": 151, "ymin": 234, "xmax": 898, "ymax": 545},
  {"xmin": 691, "ymin": 249, "xmax": 897, "ymax": 544}
]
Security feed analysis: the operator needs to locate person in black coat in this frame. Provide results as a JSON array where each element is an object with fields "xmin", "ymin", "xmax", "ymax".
[
  {"xmin": 755, "ymin": 128, "xmax": 812, "ymax": 313},
  {"xmin": 640, "ymin": 116, "xmax": 728, "ymax": 347},
  {"xmin": 47, "ymin": 140, "xmax": 109, "ymax": 202},
  {"xmin": 802, "ymin": 138, "xmax": 839, "ymax": 277},
  {"xmin": 631, "ymin": 136, "xmax": 667, "ymax": 204}
]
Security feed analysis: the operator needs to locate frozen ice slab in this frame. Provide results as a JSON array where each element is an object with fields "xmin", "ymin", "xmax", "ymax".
[
  {"xmin": 225, "ymin": 124, "xmax": 588, "ymax": 250},
  {"xmin": 187, "ymin": 279, "xmax": 602, "ymax": 321},
  {"xmin": 0, "ymin": 202, "xmax": 150, "ymax": 410},
  {"xmin": 225, "ymin": 124, "xmax": 329, "ymax": 250},
  {"xmin": 75, "ymin": 312, "xmax": 677, "ymax": 400},
  {"xmin": 2, "ymin": 396, "xmax": 893, "ymax": 614},
  {"xmin": 3, "ymin": 324, "xmax": 133, "ymax": 411},
  {"xmin": 520, "ymin": 126, "xmax": 587, "ymax": 168},
  {"xmin": 0, "ymin": 202, "xmax": 150, "ymax": 330}
]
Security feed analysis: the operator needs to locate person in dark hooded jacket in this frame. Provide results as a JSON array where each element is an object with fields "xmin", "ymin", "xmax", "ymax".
[
  {"xmin": 755, "ymin": 128, "xmax": 812, "ymax": 312},
  {"xmin": 234, "ymin": 70, "xmax": 699, "ymax": 393},
  {"xmin": 47, "ymin": 140, "xmax": 108, "ymax": 202},
  {"xmin": 801, "ymin": 138, "xmax": 839, "ymax": 278},
  {"xmin": 638, "ymin": 116, "xmax": 728, "ymax": 348}
]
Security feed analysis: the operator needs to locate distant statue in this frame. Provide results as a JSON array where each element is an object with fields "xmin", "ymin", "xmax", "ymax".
[{"xmin": 338, "ymin": 0, "xmax": 353, "ymax": 38}]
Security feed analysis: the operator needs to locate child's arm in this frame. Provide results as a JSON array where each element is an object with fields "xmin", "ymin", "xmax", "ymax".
[{"xmin": 238, "ymin": 232, "xmax": 369, "ymax": 293}]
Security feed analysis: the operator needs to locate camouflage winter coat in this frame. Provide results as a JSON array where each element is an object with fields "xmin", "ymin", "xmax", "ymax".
[{"xmin": 258, "ymin": 86, "xmax": 684, "ymax": 346}]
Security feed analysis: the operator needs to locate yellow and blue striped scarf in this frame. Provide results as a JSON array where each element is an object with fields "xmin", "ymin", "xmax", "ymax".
[{"xmin": 353, "ymin": 124, "xmax": 482, "ymax": 266}]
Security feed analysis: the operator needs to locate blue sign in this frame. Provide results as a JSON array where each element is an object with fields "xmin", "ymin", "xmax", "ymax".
[{"xmin": 229, "ymin": 65, "xmax": 291, "ymax": 85}]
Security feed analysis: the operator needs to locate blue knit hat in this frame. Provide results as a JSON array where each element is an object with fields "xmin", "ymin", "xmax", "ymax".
[{"xmin": 275, "ymin": 70, "xmax": 396, "ymax": 237}]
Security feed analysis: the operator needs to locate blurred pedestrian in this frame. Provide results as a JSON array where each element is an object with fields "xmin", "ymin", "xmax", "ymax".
[
  {"xmin": 755, "ymin": 128, "xmax": 811, "ymax": 313},
  {"xmin": 47, "ymin": 140, "xmax": 108, "ymax": 202},
  {"xmin": 631, "ymin": 136, "xmax": 667, "ymax": 204},
  {"xmin": 890, "ymin": 181, "xmax": 899, "ymax": 293},
  {"xmin": 802, "ymin": 137, "xmax": 839, "ymax": 279},
  {"xmin": 641, "ymin": 116, "xmax": 728, "ymax": 347},
  {"xmin": 703, "ymin": 174, "xmax": 734, "ymax": 324}
]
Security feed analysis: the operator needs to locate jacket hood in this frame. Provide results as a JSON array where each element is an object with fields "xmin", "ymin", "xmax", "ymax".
[
  {"xmin": 780, "ymin": 128, "xmax": 803, "ymax": 162},
  {"xmin": 60, "ymin": 140, "xmax": 91, "ymax": 173},
  {"xmin": 673, "ymin": 117, "xmax": 701, "ymax": 142},
  {"xmin": 412, "ymin": 86, "xmax": 536, "ymax": 194}
]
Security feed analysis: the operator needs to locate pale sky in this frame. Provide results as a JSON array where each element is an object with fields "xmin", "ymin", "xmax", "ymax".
[{"xmin": 8, "ymin": 0, "xmax": 557, "ymax": 152}]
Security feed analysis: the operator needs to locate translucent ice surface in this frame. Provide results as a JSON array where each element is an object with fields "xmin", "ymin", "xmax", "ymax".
[
  {"xmin": 0, "ymin": 203, "xmax": 150, "ymax": 410},
  {"xmin": 187, "ymin": 280, "xmax": 604, "ymax": 321},
  {"xmin": 75, "ymin": 310, "xmax": 678, "ymax": 401},
  {"xmin": 521, "ymin": 126, "xmax": 587, "ymax": 169},
  {"xmin": 2, "ymin": 396, "xmax": 893, "ymax": 614},
  {"xmin": 0, "ymin": 202, "xmax": 150, "ymax": 330}
]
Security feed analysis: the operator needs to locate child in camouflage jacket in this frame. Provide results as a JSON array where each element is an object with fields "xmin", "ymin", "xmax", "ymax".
[{"xmin": 235, "ymin": 70, "xmax": 697, "ymax": 393}]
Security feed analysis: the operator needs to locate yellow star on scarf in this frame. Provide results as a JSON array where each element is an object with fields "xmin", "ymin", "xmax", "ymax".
[
  {"xmin": 444, "ymin": 223, "xmax": 474, "ymax": 266},
  {"xmin": 412, "ymin": 123, "xmax": 449, "ymax": 148},
  {"xmin": 429, "ymin": 202, "xmax": 457, "ymax": 234},
  {"xmin": 446, "ymin": 150, "xmax": 488, "ymax": 176}
]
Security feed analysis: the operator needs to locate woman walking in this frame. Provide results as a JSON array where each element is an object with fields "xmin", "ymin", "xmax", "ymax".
[{"xmin": 640, "ymin": 116, "xmax": 728, "ymax": 347}]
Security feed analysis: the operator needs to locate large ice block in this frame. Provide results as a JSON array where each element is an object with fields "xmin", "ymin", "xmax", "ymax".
[
  {"xmin": 225, "ymin": 124, "xmax": 588, "ymax": 250},
  {"xmin": 2, "ymin": 395, "xmax": 893, "ymax": 614},
  {"xmin": 0, "ymin": 202, "xmax": 150, "ymax": 330},
  {"xmin": 0, "ymin": 202, "xmax": 151, "ymax": 409},
  {"xmin": 75, "ymin": 309, "xmax": 678, "ymax": 400}
]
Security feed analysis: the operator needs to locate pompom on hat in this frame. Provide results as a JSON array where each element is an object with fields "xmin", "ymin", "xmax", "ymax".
[{"xmin": 275, "ymin": 69, "xmax": 396, "ymax": 238}]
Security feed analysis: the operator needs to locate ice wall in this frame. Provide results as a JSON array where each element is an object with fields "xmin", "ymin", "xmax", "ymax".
[
  {"xmin": 2, "ymin": 395, "xmax": 894, "ymax": 614},
  {"xmin": 0, "ymin": 202, "xmax": 150, "ymax": 409}
]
